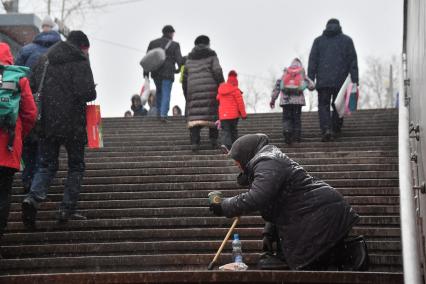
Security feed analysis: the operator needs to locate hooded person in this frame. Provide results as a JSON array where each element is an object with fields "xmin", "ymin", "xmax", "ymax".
[
  {"xmin": 209, "ymin": 134, "xmax": 368, "ymax": 270},
  {"xmin": 270, "ymin": 58, "xmax": 314, "ymax": 144},
  {"xmin": 15, "ymin": 15, "xmax": 62, "ymax": 194},
  {"xmin": 131, "ymin": 94, "xmax": 148, "ymax": 116},
  {"xmin": 216, "ymin": 70, "xmax": 247, "ymax": 150},
  {"xmin": 22, "ymin": 30, "xmax": 97, "ymax": 229},
  {"xmin": 0, "ymin": 43, "xmax": 37, "ymax": 253},
  {"xmin": 182, "ymin": 35, "xmax": 225, "ymax": 152},
  {"xmin": 308, "ymin": 18, "xmax": 359, "ymax": 141}
]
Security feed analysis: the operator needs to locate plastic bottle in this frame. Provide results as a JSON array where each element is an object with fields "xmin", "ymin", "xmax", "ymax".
[{"xmin": 232, "ymin": 233, "xmax": 243, "ymax": 263}]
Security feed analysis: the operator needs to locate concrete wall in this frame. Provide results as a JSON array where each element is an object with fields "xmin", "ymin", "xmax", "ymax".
[{"xmin": 404, "ymin": 0, "xmax": 426, "ymax": 275}]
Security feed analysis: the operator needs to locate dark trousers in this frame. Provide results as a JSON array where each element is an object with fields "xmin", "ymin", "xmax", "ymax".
[
  {"xmin": 0, "ymin": 167, "xmax": 15, "ymax": 238},
  {"xmin": 282, "ymin": 105, "xmax": 302, "ymax": 139},
  {"xmin": 317, "ymin": 88, "xmax": 343, "ymax": 134},
  {"xmin": 190, "ymin": 126, "xmax": 219, "ymax": 145},
  {"xmin": 26, "ymin": 136, "xmax": 85, "ymax": 214},
  {"xmin": 221, "ymin": 119, "xmax": 239, "ymax": 150},
  {"xmin": 21, "ymin": 138, "xmax": 39, "ymax": 191}
]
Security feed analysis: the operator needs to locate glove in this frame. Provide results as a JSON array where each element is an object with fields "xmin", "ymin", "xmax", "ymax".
[
  {"xmin": 242, "ymin": 116, "xmax": 247, "ymax": 120},
  {"xmin": 237, "ymin": 172, "xmax": 249, "ymax": 186},
  {"xmin": 209, "ymin": 203, "xmax": 223, "ymax": 216},
  {"xmin": 269, "ymin": 101, "xmax": 275, "ymax": 109}
]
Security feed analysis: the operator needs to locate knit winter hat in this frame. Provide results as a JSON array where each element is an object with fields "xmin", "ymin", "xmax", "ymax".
[
  {"xmin": 162, "ymin": 25, "xmax": 175, "ymax": 35},
  {"xmin": 227, "ymin": 70, "xmax": 238, "ymax": 86},
  {"xmin": 194, "ymin": 35, "xmax": 210, "ymax": 46},
  {"xmin": 67, "ymin": 30, "xmax": 90, "ymax": 48},
  {"xmin": 42, "ymin": 15, "xmax": 55, "ymax": 28}
]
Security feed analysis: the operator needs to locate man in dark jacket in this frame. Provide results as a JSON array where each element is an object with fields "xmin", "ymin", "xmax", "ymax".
[
  {"xmin": 22, "ymin": 31, "xmax": 97, "ymax": 229},
  {"xmin": 15, "ymin": 15, "xmax": 61, "ymax": 193},
  {"xmin": 144, "ymin": 25, "xmax": 183, "ymax": 122},
  {"xmin": 209, "ymin": 134, "xmax": 364, "ymax": 270},
  {"xmin": 308, "ymin": 19, "xmax": 358, "ymax": 141}
]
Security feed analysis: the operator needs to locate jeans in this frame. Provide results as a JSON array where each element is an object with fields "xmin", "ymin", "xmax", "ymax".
[
  {"xmin": 26, "ymin": 136, "xmax": 85, "ymax": 214},
  {"xmin": 21, "ymin": 138, "xmax": 40, "ymax": 190},
  {"xmin": 317, "ymin": 88, "xmax": 344, "ymax": 134},
  {"xmin": 154, "ymin": 78, "xmax": 173, "ymax": 118},
  {"xmin": 282, "ymin": 105, "xmax": 302, "ymax": 139},
  {"xmin": 190, "ymin": 126, "xmax": 219, "ymax": 145},
  {"xmin": 0, "ymin": 167, "xmax": 15, "ymax": 238},
  {"xmin": 221, "ymin": 119, "xmax": 239, "ymax": 150}
]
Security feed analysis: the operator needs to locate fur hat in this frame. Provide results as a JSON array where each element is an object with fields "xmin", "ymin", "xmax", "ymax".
[
  {"xmin": 67, "ymin": 30, "xmax": 90, "ymax": 48},
  {"xmin": 194, "ymin": 35, "xmax": 210, "ymax": 46}
]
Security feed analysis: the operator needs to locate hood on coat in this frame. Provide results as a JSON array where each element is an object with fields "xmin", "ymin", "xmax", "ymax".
[
  {"xmin": 229, "ymin": 133, "xmax": 269, "ymax": 170},
  {"xmin": 323, "ymin": 22, "xmax": 342, "ymax": 37},
  {"xmin": 0, "ymin": 42, "xmax": 14, "ymax": 65},
  {"xmin": 290, "ymin": 58, "xmax": 303, "ymax": 68},
  {"xmin": 218, "ymin": 82, "xmax": 238, "ymax": 96},
  {"xmin": 33, "ymin": 31, "xmax": 61, "ymax": 48},
  {"xmin": 47, "ymin": 41, "xmax": 87, "ymax": 65},
  {"xmin": 187, "ymin": 45, "xmax": 217, "ymax": 60}
]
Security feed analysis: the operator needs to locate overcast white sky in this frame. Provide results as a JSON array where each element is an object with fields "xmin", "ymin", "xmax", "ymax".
[{"xmin": 14, "ymin": 0, "xmax": 403, "ymax": 117}]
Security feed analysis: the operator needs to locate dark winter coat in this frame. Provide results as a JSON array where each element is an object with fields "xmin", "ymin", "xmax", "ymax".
[
  {"xmin": 182, "ymin": 45, "xmax": 224, "ymax": 127},
  {"xmin": 0, "ymin": 43, "xmax": 37, "ymax": 170},
  {"xmin": 221, "ymin": 134, "xmax": 359, "ymax": 270},
  {"xmin": 30, "ymin": 41, "xmax": 97, "ymax": 142},
  {"xmin": 131, "ymin": 105, "xmax": 148, "ymax": 116},
  {"xmin": 15, "ymin": 31, "xmax": 61, "ymax": 69},
  {"xmin": 146, "ymin": 36, "xmax": 183, "ymax": 81},
  {"xmin": 308, "ymin": 23, "xmax": 358, "ymax": 90}
]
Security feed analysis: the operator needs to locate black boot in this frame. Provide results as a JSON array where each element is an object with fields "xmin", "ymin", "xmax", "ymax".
[
  {"xmin": 321, "ymin": 129, "xmax": 332, "ymax": 142},
  {"xmin": 22, "ymin": 199, "xmax": 37, "ymax": 231}
]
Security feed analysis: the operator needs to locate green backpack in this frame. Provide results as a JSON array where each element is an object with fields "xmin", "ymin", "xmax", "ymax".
[{"xmin": 0, "ymin": 64, "xmax": 30, "ymax": 151}]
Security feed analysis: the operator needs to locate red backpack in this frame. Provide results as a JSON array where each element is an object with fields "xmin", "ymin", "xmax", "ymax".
[{"xmin": 280, "ymin": 66, "xmax": 305, "ymax": 92}]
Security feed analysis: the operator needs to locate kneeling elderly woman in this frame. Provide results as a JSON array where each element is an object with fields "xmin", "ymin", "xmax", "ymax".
[{"xmin": 209, "ymin": 134, "xmax": 368, "ymax": 270}]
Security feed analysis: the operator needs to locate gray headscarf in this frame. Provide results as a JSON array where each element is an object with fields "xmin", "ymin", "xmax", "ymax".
[{"xmin": 229, "ymin": 134, "xmax": 269, "ymax": 170}]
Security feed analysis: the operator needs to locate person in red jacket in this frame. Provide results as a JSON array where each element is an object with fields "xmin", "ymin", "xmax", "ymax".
[
  {"xmin": 217, "ymin": 70, "xmax": 247, "ymax": 150},
  {"xmin": 0, "ymin": 43, "xmax": 37, "ymax": 254}
]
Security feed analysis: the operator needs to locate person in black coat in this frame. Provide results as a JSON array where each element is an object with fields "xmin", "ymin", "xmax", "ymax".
[
  {"xmin": 144, "ymin": 25, "xmax": 183, "ymax": 122},
  {"xmin": 209, "ymin": 134, "xmax": 363, "ymax": 270},
  {"xmin": 308, "ymin": 19, "xmax": 359, "ymax": 141},
  {"xmin": 22, "ymin": 31, "xmax": 97, "ymax": 229}
]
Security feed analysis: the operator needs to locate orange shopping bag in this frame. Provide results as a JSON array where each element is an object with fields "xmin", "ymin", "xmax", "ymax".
[{"xmin": 86, "ymin": 104, "xmax": 103, "ymax": 149}]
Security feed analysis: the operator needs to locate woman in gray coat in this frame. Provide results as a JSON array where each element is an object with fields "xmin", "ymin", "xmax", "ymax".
[
  {"xmin": 182, "ymin": 35, "xmax": 224, "ymax": 152},
  {"xmin": 209, "ymin": 134, "xmax": 368, "ymax": 270}
]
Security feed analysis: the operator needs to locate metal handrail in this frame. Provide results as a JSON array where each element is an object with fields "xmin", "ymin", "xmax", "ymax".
[{"xmin": 398, "ymin": 54, "xmax": 422, "ymax": 284}]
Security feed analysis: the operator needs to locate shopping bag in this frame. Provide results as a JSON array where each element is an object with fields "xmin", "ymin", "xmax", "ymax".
[
  {"xmin": 86, "ymin": 104, "xmax": 103, "ymax": 149},
  {"xmin": 335, "ymin": 76, "xmax": 351, "ymax": 118},
  {"xmin": 140, "ymin": 76, "xmax": 150, "ymax": 105},
  {"xmin": 346, "ymin": 83, "xmax": 359, "ymax": 113}
]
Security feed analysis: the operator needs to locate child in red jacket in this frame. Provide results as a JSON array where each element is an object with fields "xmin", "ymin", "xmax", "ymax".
[
  {"xmin": 217, "ymin": 70, "xmax": 247, "ymax": 150},
  {"xmin": 0, "ymin": 43, "xmax": 37, "ymax": 254}
]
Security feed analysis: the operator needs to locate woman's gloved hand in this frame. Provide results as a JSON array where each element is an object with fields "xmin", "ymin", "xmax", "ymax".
[{"xmin": 209, "ymin": 203, "xmax": 223, "ymax": 216}]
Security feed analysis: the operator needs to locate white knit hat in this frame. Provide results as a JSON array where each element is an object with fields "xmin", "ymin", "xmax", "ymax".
[{"xmin": 41, "ymin": 15, "xmax": 55, "ymax": 28}]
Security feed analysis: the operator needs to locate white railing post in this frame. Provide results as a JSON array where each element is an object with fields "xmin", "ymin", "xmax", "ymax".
[{"xmin": 399, "ymin": 54, "xmax": 423, "ymax": 284}]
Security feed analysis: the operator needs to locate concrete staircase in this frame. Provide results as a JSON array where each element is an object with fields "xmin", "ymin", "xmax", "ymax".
[{"xmin": 0, "ymin": 109, "xmax": 403, "ymax": 283}]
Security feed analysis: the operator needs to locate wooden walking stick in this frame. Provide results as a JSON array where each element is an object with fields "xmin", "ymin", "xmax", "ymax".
[{"xmin": 207, "ymin": 217, "xmax": 240, "ymax": 270}]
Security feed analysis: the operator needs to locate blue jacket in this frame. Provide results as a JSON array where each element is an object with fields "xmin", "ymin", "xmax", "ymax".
[
  {"xmin": 308, "ymin": 23, "xmax": 358, "ymax": 90},
  {"xmin": 15, "ymin": 31, "xmax": 61, "ymax": 69}
]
